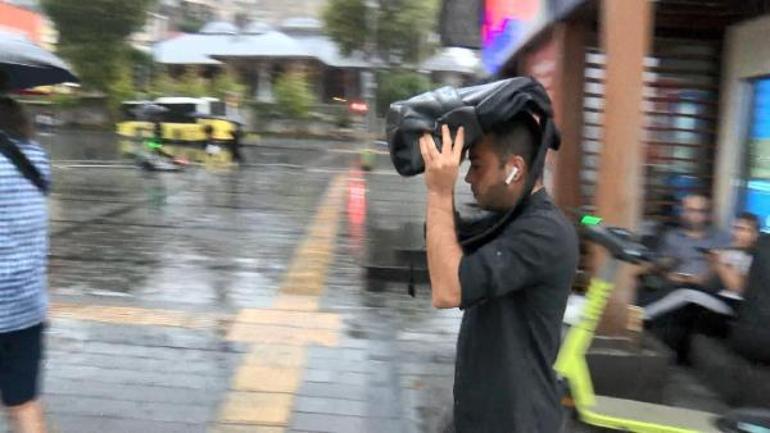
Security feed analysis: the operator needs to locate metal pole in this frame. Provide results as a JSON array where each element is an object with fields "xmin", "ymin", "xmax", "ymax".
[
  {"xmin": 595, "ymin": 0, "xmax": 653, "ymax": 335},
  {"xmin": 364, "ymin": 0, "xmax": 379, "ymax": 141}
]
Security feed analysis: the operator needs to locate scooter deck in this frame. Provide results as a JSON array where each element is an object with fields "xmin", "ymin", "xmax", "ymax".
[{"xmin": 588, "ymin": 395, "xmax": 720, "ymax": 433}]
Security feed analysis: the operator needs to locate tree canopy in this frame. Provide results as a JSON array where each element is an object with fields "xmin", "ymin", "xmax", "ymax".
[
  {"xmin": 322, "ymin": 0, "xmax": 439, "ymax": 65},
  {"xmin": 42, "ymin": 0, "xmax": 156, "ymax": 98}
]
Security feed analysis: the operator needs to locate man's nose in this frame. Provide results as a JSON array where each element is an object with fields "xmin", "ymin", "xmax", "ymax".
[{"xmin": 464, "ymin": 171, "xmax": 471, "ymax": 184}]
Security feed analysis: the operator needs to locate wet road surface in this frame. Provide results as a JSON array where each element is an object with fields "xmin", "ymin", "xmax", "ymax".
[
  {"xmin": 1, "ymin": 131, "xmax": 725, "ymax": 433},
  {"xmin": 1, "ymin": 131, "xmax": 460, "ymax": 433}
]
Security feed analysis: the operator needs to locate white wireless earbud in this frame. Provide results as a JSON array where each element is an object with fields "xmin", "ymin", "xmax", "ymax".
[{"xmin": 505, "ymin": 166, "xmax": 520, "ymax": 185}]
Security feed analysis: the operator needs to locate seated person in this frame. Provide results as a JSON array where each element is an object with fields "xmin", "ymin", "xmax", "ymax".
[
  {"xmin": 644, "ymin": 212, "xmax": 760, "ymax": 365},
  {"xmin": 638, "ymin": 193, "xmax": 730, "ymax": 301},
  {"xmin": 708, "ymin": 212, "xmax": 759, "ymax": 298},
  {"xmin": 644, "ymin": 212, "xmax": 760, "ymax": 320}
]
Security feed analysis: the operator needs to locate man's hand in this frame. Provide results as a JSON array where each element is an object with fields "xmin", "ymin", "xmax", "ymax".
[
  {"xmin": 667, "ymin": 272, "xmax": 702, "ymax": 286},
  {"xmin": 419, "ymin": 124, "xmax": 465, "ymax": 309},
  {"xmin": 419, "ymin": 125, "xmax": 465, "ymax": 196}
]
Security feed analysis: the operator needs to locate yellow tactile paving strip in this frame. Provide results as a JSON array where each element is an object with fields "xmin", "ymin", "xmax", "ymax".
[
  {"xmin": 215, "ymin": 174, "xmax": 348, "ymax": 432},
  {"xmin": 46, "ymin": 174, "xmax": 349, "ymax": 432}
]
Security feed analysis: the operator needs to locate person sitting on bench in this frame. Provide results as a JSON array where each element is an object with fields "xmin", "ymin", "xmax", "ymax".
[
  {"xmin": 644, "ymin": 212, "xmax": 760, "ymax": 320},
  {"xmin": 657, "ymin": 194, "xmax": 730, "ymax": 288},
  {"xmin": 645, "ymin": 212, "xmax": 760, "ymax": 364}
]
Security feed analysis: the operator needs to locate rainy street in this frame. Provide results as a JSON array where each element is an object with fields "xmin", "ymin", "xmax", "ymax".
[{"xmin": 1, "ymin": 131, "xmax": 462, "ymax": 433}]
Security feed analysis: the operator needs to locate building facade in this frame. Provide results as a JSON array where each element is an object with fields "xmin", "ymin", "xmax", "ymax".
[
  {"xmin": 153, "ymin": 18, "xmax": 480, "ymax": 104},
  {"xmin": 0, "ymin": 1, "xmax": 43, "ymax": 43},
  {"xmin": 440, "ymin": 0, "xmax": 770, "ymax": 333}
]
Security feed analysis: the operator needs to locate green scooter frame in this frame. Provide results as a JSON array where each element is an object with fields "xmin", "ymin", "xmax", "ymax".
[{"xmin": 554, "ymin": 223, "xmax": 720, "ymax": 433}]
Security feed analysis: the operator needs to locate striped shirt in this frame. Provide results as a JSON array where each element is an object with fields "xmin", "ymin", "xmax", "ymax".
[{"xmin": 0, "ymin": 133, "xmax": 50, "ymax": 333}]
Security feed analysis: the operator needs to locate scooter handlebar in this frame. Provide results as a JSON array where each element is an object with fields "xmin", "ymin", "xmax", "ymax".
[{"xmin": 580, "ymin": 224, "xmax": 654, "ymax": 265}]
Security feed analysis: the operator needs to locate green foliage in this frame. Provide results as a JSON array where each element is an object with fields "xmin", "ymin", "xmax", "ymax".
[
  {"xmin": 376, "ymin": 70, "xmax": 433, "ymax": 115},
  {"xmin": 377, "ymin": 0, "xmax": 439, "ymax": 64},
  {"xmin": 322, "ymin": 0, "xmax": 367, "ymax": 57},
  {"xmin": 128, "ymin": 47, "xmax": 154, "ymax": 91},
  {"xmin": 273, "ymin": 72, "xmax": 315, "ymax": 119},
  {"xmin": 334, "ymin": 105, "xmax": 353, "ymax": 128},
  {"xmin": 176, "ymin": 1, "xmax": 213, "ymax": 33},
  {"xmin": 50, "ymin": 93, "xmax": 80, "ymax": 109},
  {"xmin": 210, "ymin": 69, "xmax": 247, "ymax": 101},
  {"xmin": 54, "ymin": 41, "xmax": 126, "ymax": 94},
  {"xmin": 42, "ymin": 0, "xmax": 155, "ymax": 47},
  {"xmin": 322, "ymin": 0, "xmax": 439, "ymax": 64},
  {"xmin": 149, "ymin": 68, "xmax": 247, "ymax": 101},
  {"xmin": 150, "ymin": 69, "xmax": 207, "ymax": 98},
  {"xmin": 42, "ymin": 0, "xmax": 157, "ymax": 113},
  {"xmin": 249, "ymin": 101, "xmax": 282, "ymax": 124},
  {"xmin": 107, "ymin": 60, "xmax": 136, "ymax": 113},
  {"xmin": 177, "ymin": 17, "xmax": 205, "ymax": 33},
  {"xmin": 174, "ymin": 70, "xmax": 208, "ymax": 97},
  {"xmin": 148, "ymin": 70, "xmax": 177, "ymax": 98}
]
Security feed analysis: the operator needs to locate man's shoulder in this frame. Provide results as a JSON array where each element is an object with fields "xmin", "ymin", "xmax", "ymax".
[
  {"xmin": 663, "ymin": 227, "xmax": 686, "ymax": 239},
  {"xmin": 507, "ymin": 195, "xmax": 578, "ymax": 245},
  {"xmin": 3, "ymin": 137, "xmax": 48, "ymax": 157},
  {"xmin": 17, "ymin": 139, "xmax": 48, "ymax": 155}
]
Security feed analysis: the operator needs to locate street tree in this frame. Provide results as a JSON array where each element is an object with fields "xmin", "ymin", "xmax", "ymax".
[
  {"xmin": 274, "ymin": 72, "xmax": 315, "ymax": 119},
  {"xmin": 322, "ymin": 0, "xmax": 439, "ymax": 65},
  {"xmin": 42, "ymin": 0, "xmax": 156, "ymax": 108}
]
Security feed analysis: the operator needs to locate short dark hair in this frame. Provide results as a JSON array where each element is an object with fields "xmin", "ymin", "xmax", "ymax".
[
  {"xmin": 737, "ymin": 211, "xmax": 760, "ymax": 231},
  {"xmin": 487, "ymin": 112, "xmax": 540, "ymax": 169},
  {"xmin": 0, "ymin": 97, "xmax": 33, "ymax": 140}
]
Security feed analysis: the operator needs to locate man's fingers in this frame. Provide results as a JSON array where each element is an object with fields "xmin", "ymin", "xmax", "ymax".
[
  {"xmin": 453, "ymin": 127, "xmax": 465, "ymax": 162},
  {"xmin": 420, "ymin": 133, "xmax": 440, "ymax": 164},
  {"xmin": 419, "ymin": 134, "xmax": 432, "ymax": 165},
  {"xmin": 441, "ymin": 124, "xmax": 451, "ymax": 156},
  {"xmin": 425, "ymin": 133, "xmax": 441, "ymax": 161}
]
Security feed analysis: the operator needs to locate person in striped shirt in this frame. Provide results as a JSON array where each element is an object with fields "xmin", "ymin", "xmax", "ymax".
[{"xmin": 0, "ymin": 96, "xmax": 50, "ymax": 433}]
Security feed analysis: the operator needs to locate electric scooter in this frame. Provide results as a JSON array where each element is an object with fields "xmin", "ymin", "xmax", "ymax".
[{"xmin": 557, "ymin": 218, "xmax": 770, "ymax": 433}]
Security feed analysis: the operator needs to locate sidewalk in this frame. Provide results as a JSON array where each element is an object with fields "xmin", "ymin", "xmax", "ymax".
[{"xmin": 1, "ymin": 143, "xmax": 461, "ymax": 433}]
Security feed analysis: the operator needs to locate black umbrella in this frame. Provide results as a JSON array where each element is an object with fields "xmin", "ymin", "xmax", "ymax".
[
  {"xmin": 132, "ymin": 104, "xmax": 169, "ymax": 120},
  {"xmin": 0, "ymin": 31, "xmax": 79, "ymax": 91},
  {"xmin": 189, "ymin": 111, "xmax": 244, "ymax": 125}
]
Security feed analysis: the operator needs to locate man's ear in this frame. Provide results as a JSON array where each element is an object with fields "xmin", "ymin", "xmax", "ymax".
[{"xmin": 504, "ymin": 156, "xmax": 526, "ymax": 185}]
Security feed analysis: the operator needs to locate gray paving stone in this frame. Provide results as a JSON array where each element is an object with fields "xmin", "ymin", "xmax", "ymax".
[
  {"xmin": 45, "ymin": 351, "xmax": 236, "ymax": 377},
  {"xmin": 297, "ymin": 383, "xmax": 368, "ymax": 401},
  {"xmin": 44, "ymin": 378, "xmax": 224, "ymax": 405},
  {"xmin": 46, "ymin": 364, "xmax": 229, "ymax": 391},
  {"xmin": 48, "ymin": 414, "xmax": 207, "ymax": 433},
  {"xmin": 293, "ymin": 396, "xmax": 367, "ymax": 417},
  {"xmin": 46, "ymin": 395, "xmax": 215, "ymax": 424},
  {"xmin": 290, "ymin": 413, "xmax": 367, "ymax": 433},
  {"xmin": 303, "ymin": 370, "xmax": 370, "ymax": 386}
]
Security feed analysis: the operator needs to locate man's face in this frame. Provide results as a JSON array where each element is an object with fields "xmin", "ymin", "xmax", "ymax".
[
  {"xmin": 732, "ymin": 219, "xmax": 759, "ymax": 249},
  {"xmin": 464, "ymin": 136, "xmax": 514, "ymax": 211},
  {"xmin": 681, "ymin": 195, "xmax": 710, "ymax": 231}
]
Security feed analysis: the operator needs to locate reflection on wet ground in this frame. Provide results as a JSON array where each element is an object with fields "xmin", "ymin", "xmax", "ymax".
[
  {"xmin": 7, "ymin": 130, "xmax": 725, "ymax": 433},
  {"xmin": 0, "ymin": 131, "xmax": 462, "ymax": 433}
]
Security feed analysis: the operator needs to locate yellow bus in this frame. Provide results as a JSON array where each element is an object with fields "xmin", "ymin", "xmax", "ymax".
[{"xmin": 117, "ymin": 97, "xmax": 239, "ymax": 164}]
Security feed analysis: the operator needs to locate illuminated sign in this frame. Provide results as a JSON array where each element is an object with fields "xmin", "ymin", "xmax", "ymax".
[{"xmin": 481, "ymin": 0, "xmax": 584, "ymax": 74}]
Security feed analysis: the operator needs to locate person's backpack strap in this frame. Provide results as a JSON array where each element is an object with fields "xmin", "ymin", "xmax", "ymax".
[{"xmin": 0, "ymin": 131, "xmax": 49, "ymax": 195}]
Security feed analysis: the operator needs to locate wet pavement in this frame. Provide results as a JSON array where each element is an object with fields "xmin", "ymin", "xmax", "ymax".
[
  {"xmin": 1, "ymin": 130, "xmax": 726, "ymax": 433},
  {"xmin": 1, "ymin": 131, "xmax": 461, "ymax": 433}
]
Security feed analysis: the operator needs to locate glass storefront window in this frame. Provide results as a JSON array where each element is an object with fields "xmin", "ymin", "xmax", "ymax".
[{"xmin": 743, "ymin": 78, "xmax": 770, "ymax": 232}]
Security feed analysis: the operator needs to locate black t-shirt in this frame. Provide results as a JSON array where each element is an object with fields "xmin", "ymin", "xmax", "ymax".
[{"xmin": 454, "ymin": 189, "xmax": 579, "ymax": 433}]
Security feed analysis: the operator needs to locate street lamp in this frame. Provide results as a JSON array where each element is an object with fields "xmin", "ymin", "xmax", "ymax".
[{"xmin": 363, "ymin": 0, "xmax": 379, "ymax": 139}]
